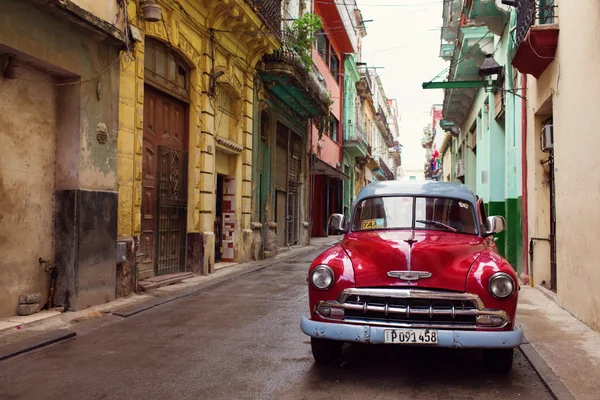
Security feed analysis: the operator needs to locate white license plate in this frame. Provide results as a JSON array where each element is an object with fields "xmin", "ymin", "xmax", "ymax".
[{"xmin": 384, "ymin": 329, "xmax": 439, "ymax": 345}]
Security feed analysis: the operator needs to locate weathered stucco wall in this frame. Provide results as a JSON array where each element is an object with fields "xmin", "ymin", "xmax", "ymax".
[
  {"xmin": 527, "ymin": 3, "xmax": 600, "ymax": 331},
  {"xmin": 0, "ymin": 0, "xmax": 121, "ymax": 315},
  {"xmin": 71, "ymin": 0, "xmax": 124, "ymax": 29},
  {"xmin": 550, "ymin": 3, "xmax": 600, "ymax": 331},
  {"xmin": 0, "ymin": 66, "xmax": 56, "ymax": 317}
]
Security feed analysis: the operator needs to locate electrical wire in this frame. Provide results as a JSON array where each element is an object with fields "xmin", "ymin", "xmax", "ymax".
[
  {"xmin": 424, "ymin": 34, "xmax": 494, "ymax": 86},
  {"xmin": 313, "ymin": 1, "xmax": 443, "ymax": 7},
  {"xmin": 13, "ymin": 52, "xmax": 124, "ymax": 86}
]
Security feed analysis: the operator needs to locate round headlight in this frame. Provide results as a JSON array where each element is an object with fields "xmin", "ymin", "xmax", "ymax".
[
  {"xmin": 489, "ymin": 272, "xmax": 515, "ymax": 298},
  {"xmin": 311, "ymin": 265, "xmax": 334, "ymax": 290}
]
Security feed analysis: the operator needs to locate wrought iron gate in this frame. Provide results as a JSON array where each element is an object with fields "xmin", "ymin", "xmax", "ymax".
[{"xmin": 156, "ymin": 145, "xmax": 188, "ymax": 276}]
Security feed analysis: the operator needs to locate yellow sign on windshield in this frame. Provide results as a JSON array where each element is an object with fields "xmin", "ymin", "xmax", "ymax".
[{"xmin": 361, "ymin": 219, "xmax": 384, "ymax": 229}]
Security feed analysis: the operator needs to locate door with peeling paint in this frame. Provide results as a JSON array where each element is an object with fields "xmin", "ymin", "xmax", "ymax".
[{"xmin": 141, "ymin": 87, "xmax": 188, "ymax": 276}]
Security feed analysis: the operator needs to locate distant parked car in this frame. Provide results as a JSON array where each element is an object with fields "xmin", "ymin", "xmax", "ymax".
[{"xmin": 301, "ymin": 181, "xmax": 522, "ymax": 373}]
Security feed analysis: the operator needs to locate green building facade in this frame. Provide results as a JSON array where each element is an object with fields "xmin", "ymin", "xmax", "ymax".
[
  {"xmin": 438, "ymin": 1, "xmax": 523, "ymax": 271},
  {"xmin": 341, "ymin": 54, "xmax": 364, "ymax": 221}
]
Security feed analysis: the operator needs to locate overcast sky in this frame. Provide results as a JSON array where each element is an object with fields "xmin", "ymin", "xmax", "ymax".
[{"xmin": 358, "ymin": 0, "xmax": 448, "ymax": 170}]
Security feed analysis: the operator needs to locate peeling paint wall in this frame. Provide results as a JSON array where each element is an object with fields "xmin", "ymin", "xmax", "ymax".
[
  {"xmin": 0, "ymin": 0, "xmax": 121, "ymax": 316},
  {"xmin": 0, "ymin": 65, "xmax": 56, "ymax": 317}
]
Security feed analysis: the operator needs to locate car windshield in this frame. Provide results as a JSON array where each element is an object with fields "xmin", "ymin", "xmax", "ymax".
[{"xmin": 351, "ymin": 196, "xmax": 478, "ymax": 235}]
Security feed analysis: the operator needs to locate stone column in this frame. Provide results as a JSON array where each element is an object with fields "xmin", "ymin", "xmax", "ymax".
[
  {"xmin": 264, "ymin": 222, "xmax": 278, "ymax": 258},
  {"xmin": 250, "ymin": 222, "xmax": 263, "ymax": 260}
]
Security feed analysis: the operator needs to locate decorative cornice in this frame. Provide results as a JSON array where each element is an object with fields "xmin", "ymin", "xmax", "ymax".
[{"xmin": 215, "ymin": 135, "xmax": 244, "ymax": 153}]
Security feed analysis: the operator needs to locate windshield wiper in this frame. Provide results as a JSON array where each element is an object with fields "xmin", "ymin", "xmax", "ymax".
[{"xmin": 415, "ymin": 220, "xmax": 457, "ymax": 233}]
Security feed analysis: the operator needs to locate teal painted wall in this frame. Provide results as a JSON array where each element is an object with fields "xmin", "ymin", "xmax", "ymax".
[
  {"xmin": 504, "ymin": 10, "xmax": 523, "ymax": 272},
  {"xmin": 343, "ymin": 55, "xmax": 360, "ymax": 141},
  {"xmin": 342, "ymin": 55, "xmax": 360, "ymax": 217},
  {"xmin": 449, "ymin": 11, "xmax": 523, "ymax": 271}
]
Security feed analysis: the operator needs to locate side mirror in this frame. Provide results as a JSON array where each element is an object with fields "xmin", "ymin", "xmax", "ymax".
[
  {"xmin": 485, "ymin": 216, "xmax": 506, "ymax": 236},
  {"xmin": 328, "ymin": 213, "xmax": 347, "ymax": 233}
]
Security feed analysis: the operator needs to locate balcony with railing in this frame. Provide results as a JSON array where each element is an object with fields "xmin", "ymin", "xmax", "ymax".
[
  {"xmin": 377, "ymin": 157, "xmax": 395, "ymax": 181},
  {"xmin": 344, "ymin": 122, "xmax": 369, "ymax": 158},
  {"xmin": 463, "ymin": 0, "xmax": 510, "ymax": 36},
  {"xmin": 356, "ymin": 71, "xmax": 373, "ymax": 99},
  {"xmin": 421, "ymin": 133, "xmax": 434, "ymax": 149},
  {"xmin": 245, "ymin": 0, "xmax": 282, "ymax": 39},
  {"xmin": 389, "ymin": 141, "xmax": 401, "ymax": 167},
  {"xmin": 440, "ymin": 42, "xmax": 455, "ymax": 61},
  {"xmin": 512, "ymin": 0, "xmax": 559, "ymax": 79},
  {"xmin": 375, "ymin": 105, "xmax": 395, "ymax": 147},
  {"xmin": 259, "ymin": 31, "xmax": 332, "ymax": 119}
]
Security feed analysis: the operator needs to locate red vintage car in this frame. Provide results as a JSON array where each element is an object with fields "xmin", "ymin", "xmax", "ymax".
[{"xmin": 301, "ymin": 181, "xmax": 522, "ymax": 373}]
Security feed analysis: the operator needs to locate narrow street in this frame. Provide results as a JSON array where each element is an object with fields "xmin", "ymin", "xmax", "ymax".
[{"xmin": 0, "ymin": 245, "xmax": 551, "ymax": 400}]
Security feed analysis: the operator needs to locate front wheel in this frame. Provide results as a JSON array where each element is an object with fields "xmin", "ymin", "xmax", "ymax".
[
  {"xmin": 483, "ymin": 348, "xmax": 514, "ymax": 374},
  {"xmin": 310, "ymin": 337, "xmax": 343, "ymax": 365}
]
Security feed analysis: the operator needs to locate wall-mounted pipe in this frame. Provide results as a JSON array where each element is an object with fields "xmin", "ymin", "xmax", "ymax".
[{"xmin": 521, "ymin": 74, "xmax": 530, "ymax": 286}]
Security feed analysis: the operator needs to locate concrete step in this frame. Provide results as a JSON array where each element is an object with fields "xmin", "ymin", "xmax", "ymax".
[{"xmin": 138, "ymin": 272, "xmax": 195, "ymax": 290}]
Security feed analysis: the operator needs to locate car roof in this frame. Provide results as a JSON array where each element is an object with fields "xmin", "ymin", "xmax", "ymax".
[{"xmin": 355, "ymin": 180, "xmax": 477, "ymax": 204}]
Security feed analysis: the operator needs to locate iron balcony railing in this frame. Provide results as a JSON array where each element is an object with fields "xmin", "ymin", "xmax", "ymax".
[
  {"xmin": 245, "ymin": 0, "xmax": 282, "ymax": 38},
  {"xmin": 376, "ymin": 105, "xmax": 388, "ymax": 128},
  {"xmin": 515, "ymin": 0, "xmax": 558, "ymax": 45},
  {"xmin": 345, "ymin": 124, "xmax": 369, "ymax": 150},
  {"xmin": 262, "ymin": 31, "xmax": 331, "ymax": 108},
  {"xmin": 378, "ymin": 157, "xmax": 394, "ymax": 180}
]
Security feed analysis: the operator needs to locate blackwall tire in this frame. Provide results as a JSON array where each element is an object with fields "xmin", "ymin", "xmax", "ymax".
[{"xmin": 310, "ymin": 337, "xmax": 343, "ymax": 365}]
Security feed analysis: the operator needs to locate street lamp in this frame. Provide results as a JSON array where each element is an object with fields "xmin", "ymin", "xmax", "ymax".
[{"xmin": 478, "ymin": 54, "xmax": 503, "ymax": 93}]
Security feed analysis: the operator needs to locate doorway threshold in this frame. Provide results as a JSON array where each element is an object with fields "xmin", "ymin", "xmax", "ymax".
[{"xmin": 214, "ymin": 262, "xmax": 239, "ymax": 271}]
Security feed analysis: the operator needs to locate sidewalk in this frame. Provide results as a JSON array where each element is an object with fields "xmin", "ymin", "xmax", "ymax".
[
  {"xmin": 0, "ymin": 236, "xmax": 342, "ymax": 361},
  {"xmin": 517, "ymin": 286, "xmax": 600, "ymax": 400}
]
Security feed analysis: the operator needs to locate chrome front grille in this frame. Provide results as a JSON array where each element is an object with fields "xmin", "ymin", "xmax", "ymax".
[
  {"xmin": 343, "ymin": 293, "xmax": 477, "ymax": 329},
  {"xmin": 316, "ymin": 288, "xmax": 504, "ymax": 330}
]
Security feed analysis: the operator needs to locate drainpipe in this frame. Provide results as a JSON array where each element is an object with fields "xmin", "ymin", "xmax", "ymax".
[
  {"xmin": 308, "ymin": 118, "xmax": 315, "ymax": 238},
  {"xmin": 521, "ymin": 74, "xmax": 531, "ymax": 287}
]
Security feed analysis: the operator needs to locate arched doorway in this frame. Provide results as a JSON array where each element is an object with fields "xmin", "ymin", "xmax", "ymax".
[{"xmin": 140, "ymin": 38, "xmax": 190, "ymax": 276}]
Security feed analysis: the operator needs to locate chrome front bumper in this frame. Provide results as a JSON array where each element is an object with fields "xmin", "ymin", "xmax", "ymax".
[{"xmin": 300, "ymin": 316, "xmax": 523, "ymax": 348}]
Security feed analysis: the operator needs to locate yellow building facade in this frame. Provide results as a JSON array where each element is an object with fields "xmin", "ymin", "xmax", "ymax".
[{"xmin": 117, "ymin": 0, "xmax": 279, "ymax": 283}]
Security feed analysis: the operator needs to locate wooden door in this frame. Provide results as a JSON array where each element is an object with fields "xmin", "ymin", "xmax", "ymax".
[{"xmin": 141, "ymin": 86, "xmax": 188, "ymax": 276}]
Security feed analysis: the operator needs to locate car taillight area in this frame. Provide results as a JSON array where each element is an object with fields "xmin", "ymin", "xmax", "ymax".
[{"xmin": 314, "ymin": 288, "xmax": 511, "ymax": 330}]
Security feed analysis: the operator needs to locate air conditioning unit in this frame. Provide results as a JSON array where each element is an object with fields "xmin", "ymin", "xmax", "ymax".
[
  {"xmin": 455, "ymin": 159, "xmax": 465, "ymax": 177},
  {"xmin": 541, "ymin": 124, "xmax": 554, "ymax": 152}
]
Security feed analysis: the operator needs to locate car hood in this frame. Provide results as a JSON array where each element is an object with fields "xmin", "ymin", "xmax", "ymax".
[{"xmin": 341, "ymin": 230, "xmax": 486, "ymax": 292}]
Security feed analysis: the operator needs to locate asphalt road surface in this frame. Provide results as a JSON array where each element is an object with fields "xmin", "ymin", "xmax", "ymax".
[{"xmin": 0, "ymin": 246, "xmax": 552, "ymax": 400}]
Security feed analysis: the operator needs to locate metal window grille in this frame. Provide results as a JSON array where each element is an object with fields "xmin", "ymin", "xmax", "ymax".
[
  {"xmin": 217, "ymin": 87, "xmax": 237, "ymax": 118},
  {"xmin": 156, "ymin": 146, "xmax": 188, "ymax": 276}
]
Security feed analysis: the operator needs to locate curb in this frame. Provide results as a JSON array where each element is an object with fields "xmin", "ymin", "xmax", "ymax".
[
  {"xmin": 0, "ymin": 329, "xmax": 76, "ymax": 362},
  {"xmin": 519, "ymin": 340, "xmax": 576, "ymax": 400},
  {"xmin": 0, "ymin": 241, "xmax": 339, "ymax": 361},
  {"xmin": 0, "ymin": 242, "xmax": 334, "ymax": 362},
  {"xmin": 114, "ymin": 243, "xmax": 327, "ymax": 318}
]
